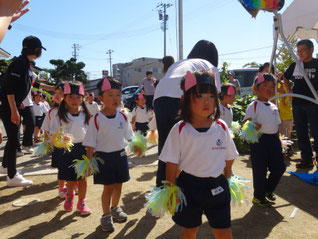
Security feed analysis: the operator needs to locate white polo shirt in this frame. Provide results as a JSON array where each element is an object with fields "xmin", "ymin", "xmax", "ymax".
[
  {"xmin": 33, "ymin": 102, "xmax": 48, "ymax": 117},
  {"xmin": 86, "ymin": 101, "xmax": 100, "ymax": 115},
  {"xmin": 50, "ymin": 111, "xmax": 88, "ymax": 143},
  {"xmin": 131, "ymin": 106, "xmax": 153, "ymax": 123},
  {"xmin": 154, "ymin": 58, "xmax": 221, "ymax": 101},
  {"xmin": 219, "ymin": 104, "xmax": 233, "ymax": 128},
  {"xmin": 83, "ymin": 111, "xmax": 133, "ymax": 153},
  {"xmin": 159, "ymin": 120, "xmax": 239, "ymax": 178},
  {"xmin": 41, "ymin": 107, "xmax": 57, "ymax": 132},
  {"xmin": 243, "ymin": 100, "xmax": 281, "ymax": 134}
]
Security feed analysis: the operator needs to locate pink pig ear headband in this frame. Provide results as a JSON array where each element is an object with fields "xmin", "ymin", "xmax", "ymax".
[
  {"xmin": 227, "ymin": 86, "xmax": 236, "ymax": 96},
  {"xmin": 64, "ymin": 82, "xmax": 85, "ymax": 96},
  {"xmin": 184, "ymin": 71, "xmax": 216, "ymax": 92},
  {"xmin": 100, "ymin": 77, "xmax": 122, "ymax": 92},
  {"xmin": 255, "ymin": 73, "xmax": 276, "ymax": 87}
]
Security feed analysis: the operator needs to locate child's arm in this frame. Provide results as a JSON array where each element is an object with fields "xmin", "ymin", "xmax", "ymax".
[
  {"xmin": 166, "ymin": 162, "xmax": 179, "ymax": 185},
  {"xmin": 131, "ymin": 115, "xmax": 136, "ymax": 131},
  {"xmin": 224, "ymin": 160, "xmax": 234, "ymax": 179},
  {"xmin": 86, "ymin": 146, "xmax": 95, "ymax": 159},
  {"xmin": 242, "ymin": 117, "xmax": 261, "ymax": 131}
]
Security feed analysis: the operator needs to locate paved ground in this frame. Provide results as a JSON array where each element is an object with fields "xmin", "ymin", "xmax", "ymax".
[{"xmin": 0, "ymin": 121, "xmax": 318, "ymax": 239}]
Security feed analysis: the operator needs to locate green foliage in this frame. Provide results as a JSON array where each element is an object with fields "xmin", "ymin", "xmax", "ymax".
[
  {"xmin": 220, "ymin": 62, "xmax": 229, "ymax": 83},
  {"xmin": 231, "ymin": 94, "xmax": 256, "ymax": 154},
  {"xmin": 242, "ymin": 61, "xmax": 262, "ymax": 68},
  {"xmin": 0, "ymin": 58, "xmax": 12, "ymax": 85},
  {"xmin": 276, "ymin": 38, "xmax": 298, "ymax": 73},
  {"xmin": 48, "ymin": 58, "xmax": 87, "ymax": 83}
]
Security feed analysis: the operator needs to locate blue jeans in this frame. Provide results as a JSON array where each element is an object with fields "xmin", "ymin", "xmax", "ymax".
[{"xmin": 292, "ymin": 104, "xmax": 318, "ymax": 163}]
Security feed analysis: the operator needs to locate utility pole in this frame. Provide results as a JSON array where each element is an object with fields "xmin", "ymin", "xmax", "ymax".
[
  {"xmin": 178, "ymin": 0, "xmax": 183, "ymax": 60},
  {"xmin": 72, "ymin": 43, "xmax": 80, "ymax": 60},
  {"xmin": 157, "ymin": 2, "xmax": 172, "ymax": 57},
  {"xmin": 106, "ymin": 49, "xmax": 114, "ymax": 77}
]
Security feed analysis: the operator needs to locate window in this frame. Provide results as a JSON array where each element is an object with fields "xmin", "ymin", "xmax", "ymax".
[
  {"xmin": 134, "ymin": 68, "xmax": 142, "ymax": 72},
  {"xmin": 152, "ymin": 68, "xmax": 161, "ymax": 74}
]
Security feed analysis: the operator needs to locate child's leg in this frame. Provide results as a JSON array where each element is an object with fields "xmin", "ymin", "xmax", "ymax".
[
  {"xmin": 34, "ymin": 126, "xmax": 39, "ymax": 139},
  {"xmin": 211, "ymin": 228, "xmax": 233, "ymax": 239},
  {"xmin": 111, "ymin": 183, "xmax": 122, "ymax": 208},
  {"xmin": 66, "ymin": 180, "xmax": 77, "ymax": 194},
  {"xmin": 78, "ymin": 178, "xmax": 87, "ymax": 201},
  {"xmin": 102, "ymin": 184, "xmax": 114, "ymax": 215},
  {"xmin": 181, "ymin": 227, "xmax": 199, "ymax": 239},
  {"xmin": 58, "ymin": 179, "xmax": 65, "ymax": 188}
]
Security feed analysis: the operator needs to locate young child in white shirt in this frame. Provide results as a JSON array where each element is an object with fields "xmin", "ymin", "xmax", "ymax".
[
  {"xmin": 86, "ymin": 92, "xmax": 100, "ymax": 116},
  {"xmin": 243, "ymin": 73, "xmax": 286, "ymax": 207},
  {"xmin": 160, "ymin": 70, "xmax": 238, "ymax": 239},
  {"xmin": 131, "ymin": 93, "xmax": 153, "ymax": 136},
  {"xmin": 83, "ymin": 77, "xmax": 133, "ymax": 232},
  {"xmin": 219, "ymin": 83, "xmax": 236, "ymax": 128},
  {"xmin": 33, "ymin": 91, "xmax": 48, "ymax": 142},
  {"xmin": 50, "ymin": 81, "xmax": 91, "ymax": 215}
]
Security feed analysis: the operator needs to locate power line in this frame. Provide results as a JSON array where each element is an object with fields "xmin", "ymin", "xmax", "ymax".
[
  {"xmin": 72, "ymin": 44, "xmax": 80, "ymax": 60},
  {"xmin": 157, "ymin": 2, "xmax": 173, "ymax": 56},
  {"xmin": 219, "ymin": 46, "xmax": 273, "ymax": 56}
]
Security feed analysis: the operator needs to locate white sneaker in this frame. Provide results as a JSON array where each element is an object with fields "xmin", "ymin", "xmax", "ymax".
[
  {"xmin": 7, "ymin": 173, "xmax": 33, "ymax": 187},
  {"xmin": 0, "ymin": 165, "xmax": 7, "ymax": 174},
  {"xmin": 22, "ymin": 146, "xmax": 34, "ymax": 154},
  {"xmin": 16, "ymin": 150, "xmax": 24, "ymax": 157}
]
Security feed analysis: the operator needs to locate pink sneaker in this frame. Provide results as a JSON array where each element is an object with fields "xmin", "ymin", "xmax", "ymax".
[
  {"xmin": 59, "ymin": 187, "xmax": 67, "ymax": 199},
  {"xmin": 64, "ymin": 193, "xmax": 74, "ymax": 211},
  {"xmin": 77, "ymin": 199, "xmax": 91, "ymax": 215}
]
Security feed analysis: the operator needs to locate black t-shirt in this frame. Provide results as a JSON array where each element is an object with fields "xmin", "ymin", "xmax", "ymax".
[
  {"xmin": 0, "ymin": 55, "xmax": 32, "ymax": 108},
  {"xmin": 284, "ymin": 58, "xmax": 318, "ymax": 106}
]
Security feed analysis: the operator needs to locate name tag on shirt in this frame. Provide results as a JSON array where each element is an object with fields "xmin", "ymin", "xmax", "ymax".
[{"xmin": 211, "ymin": 186, "xmax": 224, "ymax": 196}]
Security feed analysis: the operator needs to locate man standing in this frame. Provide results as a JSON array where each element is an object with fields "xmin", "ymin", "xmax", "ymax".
[
  {"xmin": 283, "ymin": 39, "xmax": 318, "ymax": 169},
  {"xmin": 0, "ymin": 35, "xmax": 45, "ymax": 186},
  {"xmin": 228, "ymin": 71, "xmax": 240, "ymax": 95},
  {"xmin": 138, "ymin": 71, "xmax": 156, "ymax": 110}
]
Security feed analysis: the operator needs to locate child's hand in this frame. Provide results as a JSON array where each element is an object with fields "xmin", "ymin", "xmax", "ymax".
[
  {"xmin": 255, "ymin": 123, "xmax": 262, "ymax": 131},
  {"xmin": 133, "ymin": 145, "xmax": 142, "ymax": 157}
]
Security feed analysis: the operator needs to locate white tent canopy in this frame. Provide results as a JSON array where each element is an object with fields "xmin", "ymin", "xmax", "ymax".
[{"xmin": 282, "ymin": 0, "xmax": 318, "ymax": 43}]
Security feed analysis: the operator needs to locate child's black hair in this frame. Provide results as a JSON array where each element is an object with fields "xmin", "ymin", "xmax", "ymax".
[
  {"xmin": 58, "ymin": 81, "xmax": 90, "ymax": 125},
  {"xmin": 187, "ymin": 40, "xmax": 218, "ymax": 67},
  {"xmin": 254, "ymin": 73, "xmax": 276, "ymax": 88},
  {"xmin": 97, "ymin": 77, "xmax": 122, "ymax": 96},
  {"xmin": 179, "ymin": 70, "xmax": 220, "ymax": 123},
  {"xmin": 219, "ymin": 83, "xmax": 236, "ymax": 100}
]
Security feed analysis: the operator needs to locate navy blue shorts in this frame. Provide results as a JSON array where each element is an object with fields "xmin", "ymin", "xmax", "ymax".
[
  {"xmin": 135, "ymin": 122, "xmax": 149, "ymax": 136},
  {"xmin": 94, "ymin": 149, "xmax": 130, "ymax": 185},
  {"xmin": 35, "ymin": 116, "xmax": 44, "ymax": 128},
  {"xmin": 173, "ymin": 171, "xmax": 231, "ymax": 229},
  {"xmin": 58, "ymin": 143, "xmax": 86, "ymax": 181},
  {"xmin": 51, "ymin": 148, "xmax": 64, "ymax": 168}
]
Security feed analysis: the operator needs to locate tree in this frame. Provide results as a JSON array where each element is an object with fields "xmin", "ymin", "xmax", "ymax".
[
  {"xmin": 242, "ymin": 61, "xmax": 262, "ymax": 68},
  {"xmin": 0, "ymin": 58, "xmax": 12, "ymax": 85},
  {"xmin": 276, "ymin": 38, "xmax": 298, "ymax": 73},
  {"xmin": 219, "ymin": 61, "xmax": 229, "ymax": 83},
  {"xmin": 48, "ymin": 58, "xmax": 88, "ymax": 83}
]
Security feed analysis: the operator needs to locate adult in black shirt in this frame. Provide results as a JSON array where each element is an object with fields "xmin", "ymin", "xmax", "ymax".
[
  {"xmin": 283, "ymin": 39, "xmax": 318, "ymax": 169},
  {"xmin": 0, "ymin": 35, "xmax": 45, "ymax": 186}
]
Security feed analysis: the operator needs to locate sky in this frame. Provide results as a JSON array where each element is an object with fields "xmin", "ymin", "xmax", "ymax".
[{"xmin": 1, "ymin": 0, "xmax": 316, "ymax": 80}]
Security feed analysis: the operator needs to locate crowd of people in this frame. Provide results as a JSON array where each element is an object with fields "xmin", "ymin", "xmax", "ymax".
[{"xmin": 0, "ymin": 2, "xmax": 318, "ymax": 237}]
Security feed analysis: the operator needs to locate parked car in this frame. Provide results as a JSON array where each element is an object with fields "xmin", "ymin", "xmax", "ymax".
[
  {"xmin": 121, "ymin": 86, "xmax": 139, "ymax": 101},
  {"xmin": 122, "ymin": 86, "xmax": 144, "ymax": 111},
  {"xmin": 230, "ymin": 68, "xmax": 259, "ymax": 95}
]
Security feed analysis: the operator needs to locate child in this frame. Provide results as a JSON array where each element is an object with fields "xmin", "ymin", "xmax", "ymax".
[
  {"xmin": 33, "ymin": 91, "xmax": 48, "ymax": 143},
  {"xmin": 160, "ymin": 70, "xmax": 239, "ymax": 239},
  {"xmin": 243, "ymin": 73, "xmax": 286, "ymax": 207},
  {"xmin": 50, "ymin": 81, "xmax": 91, "ymax": 215},
  {"xmin": 41, "ymin": 82, "xmax": 67, "ymax": 198},
  {"xmin": 219, "ymin": 83, "xmax": 236, "ymax": 128},
  {"xmin": 86, "ymin": 92, "xmax": 100, "ymax": 116},
  {"xmin": 131, "ymin": 93, "xmax": 153, "ymax": 136},
  {"xmin": 83, "ymin": 77, "xmax": 133, "ymax": 232},
  {"xmin": 277, "ymin": 78, "xmax": 293, "ymax": 139}
]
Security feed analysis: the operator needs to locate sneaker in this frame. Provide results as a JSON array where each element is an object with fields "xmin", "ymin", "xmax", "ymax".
[
  {"xmin": 59, "ymin": 187, "xmax": 67, "ymax": 199},
  {"xmin": 16, "ymin": 150, "xmax": 24, "ymax": 157},
  {"xmin": 265, "ymin": 192, "xmax": 276, "ymax": 201},
  {"xmin": 0, "ymin": 165, "xmax": 7, "ymax": 174},
  {"xmin": 64, "ymin": 193, "xmax": 74, "ymax": 211},
  {"xmin": 22, "ymin": 146, "xmax": 34, "ymax": 154},
  {"xmin": 77, "ymin": 199, "xmax": 92, "ymax": 215},
  {"xmin": 101, "ymin": 214, "xmax": 115, "ymax": 232},
  {"xmin": 111, "ymin": 206, "xmax": 127, "ymax": 222},
  {"xmin": 252, "ymin": 197, "xmax": 273, "ymax": 207},
  {"xmin": 296, "ymin": 161, "xmax": 314, "ymax": 169},
  {"xmin": 7, "ymin": 173, "xmax": 33, "ymax": 187}
]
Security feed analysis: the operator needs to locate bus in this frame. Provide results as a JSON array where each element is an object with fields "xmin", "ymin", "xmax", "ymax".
[{"xmin": 230, "ymin": 68, "xmax": 259, "ymax": 95}]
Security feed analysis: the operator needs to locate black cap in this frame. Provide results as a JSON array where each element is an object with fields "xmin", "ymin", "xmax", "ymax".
[{"xmin": 22, "ymin": 36, "xmax": 46, "ymax": 51}]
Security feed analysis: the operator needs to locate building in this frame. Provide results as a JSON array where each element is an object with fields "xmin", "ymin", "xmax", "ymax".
[
  {"xmin": 113, "ymin": 57, "xmax": 165, "ymax": 87},
  {"xmin": 0, "ymin": 48, "xmax": 10, "ymax": 58}
]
